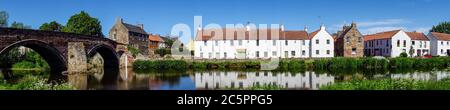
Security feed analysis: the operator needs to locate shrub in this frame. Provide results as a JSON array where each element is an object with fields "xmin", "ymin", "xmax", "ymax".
[{"xmin": 400, "ymin": 52, "xmax": 408, "ymax": 57}]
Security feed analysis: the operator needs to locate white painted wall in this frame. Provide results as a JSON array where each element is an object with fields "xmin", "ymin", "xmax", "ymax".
[
  {"xmin": 310, "ymin": 26, "xmax": 334, "ymax": 58},
  {"xmin": 428, "ymin": 33, "xmax": 450, "ymax": 56},
  {"xmin": 390, "ymin": 31, "xmax": 412, "ymax": 57}
]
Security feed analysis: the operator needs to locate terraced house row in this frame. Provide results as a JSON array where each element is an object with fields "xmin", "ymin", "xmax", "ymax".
[
  {"xmin": 194, "ymin": 25, "xmax": 334, "ymax": 59},
  {"xmin": 194, "ymin": 23, "xmax": 450, "ymax": 59}
]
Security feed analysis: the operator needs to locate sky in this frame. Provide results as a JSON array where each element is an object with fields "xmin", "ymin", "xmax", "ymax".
[{"xmin": 1, "ymin": 0, "xmax": 449, "ymax": 43}]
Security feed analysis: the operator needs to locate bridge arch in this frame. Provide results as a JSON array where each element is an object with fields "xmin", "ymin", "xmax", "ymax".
[
  {"xmin": 0, "ymin": 39, "xmax": 67, "ymax": 80},
  {"xmin": 87, "ymin": 44, "xmax": 120, "ymax": 84}
]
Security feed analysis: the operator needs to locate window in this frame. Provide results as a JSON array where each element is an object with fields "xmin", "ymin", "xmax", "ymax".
[
  {"xmin": 224, "ymin": 52, "xmax": 227, "ymax": 58},
  {"xmin": 442, "ymin": 41, "xmax": 444, "ymax": 45},
  {"xmin": 386, "ymin": 40, "xmax": 389, "ymax": 47},
  {"xmin": 256, "ymin": 51, "xmax": 260, "ymax": 58},
  {"xmin": 327, "ymin": 50, "xmax": 330, "ymax": 55},
  {"xmin": 346, "ymin": 37, "xmax": 350, "ymax": 43},
  {"xmin": 215, "ymin": 40, "xmax": 218, "ymax": 46},
  {"xmin": 302, "ymin": 50, "xmax": 306, "ymax": 56},
  {"xmin": 256, "ymin": 40, "xmax": 259, "ymax": 46},
  {"xmin": 358, "ymin": 37, "xmax": 362, "ymax": 43},
  {"xmin": 403, "ymin": 40, "xmax": 406, "ymax": 47},
  {"xmin": 316, "ymin": 50, "xmax": 320, "ymax": 55},
  {"xmin": 204, "ymin": 41, "xmax": 207, "ymax": 46},
  {"xmin": 285, "ymin": 40, "xmax": 288, "ymax": 45},
  {"xmin": 264, "ymin": 52, "xmax": 268, "ymax": 57},
  {"xmin": 208, "ymin": 53, "xmax": 212, "ymax": 58},
  {"xmin": 291, "ymin": 51, "xmax": 295, "ymax": 57},
  {"xmin": 442, "ymin": 49, "xmax": 444, "ymax": 54},
  {"xmin": 272, "ymin": 40, "xmax": 276, "ymax": 46},
  {"xmin": 239, "ymin": 40, "xmax": 243, "ymax": 46},
  {"xmin": 316, "ymin": 39, "xmax": 319, "ymax": 44},
  {"xmin": 200, "ymin": 53, "xmax": 203, "ymax": 58},
  {"xmin": 412, "ymin": 41, "xmax": 415, "ymax": 45},
  {"xmin": 448, "ymin": 41, "xmax": 449, "ymax": 45},
  {"xmin": 272, "ymin": 51, "xmax": 277, "ymax": 56},
  {"xmin": 420, "ymin": 41, "xmax": 423, "ymax": 48},
  {"xmin": 302, "ymin": 40, "xmax": 306, "ymax": 45},
  {"xmin": 352, "ymin": 48, "xmax": 356, "ymax": 55},
  {"xmin": 397, "ymin": 40, "xmax": 400, "ymax": 47},
  {"xmin": 230, "ymin": 40, "xmax": 234, "ymax": 46},
  {"xmin": 327, "ymin": 39, "xmax": 330, "ymax": 44}
]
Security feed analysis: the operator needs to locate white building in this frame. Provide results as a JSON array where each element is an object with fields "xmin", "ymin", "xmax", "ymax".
[
  {"xmin": 427, "ymin": 32, "xmax": 450, "ymax": 56},
  {"xmin": 194, "ymin": 25, "xmax": 334, "ymax": 59},
  {"xmin": 309, "ymin": 25, "xmax": 334, "ymax": 58},
  {"xmin": 406, "ymin": 32, "xmax": 430, "ymax": 57},
  {"xmin": 364, "ymin": 30, "xmax": 412, "ymax": 57}
]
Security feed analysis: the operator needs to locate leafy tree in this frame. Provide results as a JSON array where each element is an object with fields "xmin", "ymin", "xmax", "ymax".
[
  {"xmin": 10, "ymin": 21, "xmax": 31, "ymax": 29},
  {"xmin": 62, "ymin": 11, "xmax": 103, "ymax": 37},
  {"xmin": 39, "ymin": 21, "xmax": 64, "ymax": 32},
  {"xmin": 430, "ymin": 22, "xmax": 450, "ymax": 34},
  {"xmin": 0, "ymin": 11, "xmax": 8, "ymax": 27}
]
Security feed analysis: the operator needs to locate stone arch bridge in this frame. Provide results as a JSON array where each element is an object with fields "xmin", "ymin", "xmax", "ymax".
[{"xmin": 0, "ymin": 27, "xmax": 126, "ymax": 81}]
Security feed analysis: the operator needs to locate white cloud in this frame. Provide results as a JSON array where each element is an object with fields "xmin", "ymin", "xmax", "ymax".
[
  {"xmin": 360, "ymin": 27, "xmax": 406, "ymax": 35},
  {"xmin": 357, "ymin": 19, "xmax": 409, "ymax": 27}
]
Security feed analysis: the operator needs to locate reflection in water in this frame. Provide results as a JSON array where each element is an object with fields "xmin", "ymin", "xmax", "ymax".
[
  {"xmin": 2, "ymin": 68, "xmax": 450, "ymax": 90},
  {"xmin": 195, "ymin": 71, "xmax": 334, "ymax": 90}
]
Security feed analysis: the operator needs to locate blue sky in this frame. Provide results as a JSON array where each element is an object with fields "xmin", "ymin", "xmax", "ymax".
[{"xmin": 1, "ymin": 0, "xmax": 449, "ymax": 43}]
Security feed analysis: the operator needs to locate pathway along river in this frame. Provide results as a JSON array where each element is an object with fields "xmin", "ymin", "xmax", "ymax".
[{"xmin": 1, "ymin": 68, "xmax": 450, "ymax": 90}]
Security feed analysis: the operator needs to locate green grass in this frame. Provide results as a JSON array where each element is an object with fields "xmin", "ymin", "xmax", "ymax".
[{"xmin": 320, "ymin": 78, "xmax": 450, "ymax": 90}]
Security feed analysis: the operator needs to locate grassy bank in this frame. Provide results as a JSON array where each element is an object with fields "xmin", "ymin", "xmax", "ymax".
[
  {"xmin": 320, "ymin": 78, "xmax": 450, "ymax": 90},
  {"xmin": 133, "ymin": 57, "xmax": 450, "ymax": 72},
  {"xmin": 0, "ymin": 75, "xmax": 75, "ymax": 90}
]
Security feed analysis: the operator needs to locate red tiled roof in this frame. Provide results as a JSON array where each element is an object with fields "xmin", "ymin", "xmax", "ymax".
[
  {"xmin": 196, "ymin": 28, "xmax": 310, "ymax": 41},
  {"xmin": 149, "ymin": 34, "xmax": 164, "ymax": 42},
  {"xmin": 364, "ymin": 30, "xmax": 401, "ymax": 41},
  {"xmin": 431, "ymin": 32, "xmax": 450, "ymax": 41},
  {"xmin": 406, "ymin": 32, "xmax": 428, "ymax": 41},
  {"xmin": 308, "ymin": 29, "xmax": 320, "ymax": 39}
]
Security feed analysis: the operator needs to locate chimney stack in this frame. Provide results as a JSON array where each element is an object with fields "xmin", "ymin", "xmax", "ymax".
[{"xmin": 304, "ymin": 26, "xmax": 308, "ymax": 32}]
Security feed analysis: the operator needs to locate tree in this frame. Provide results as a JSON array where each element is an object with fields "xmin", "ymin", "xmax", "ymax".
[
  {"xmin": 0, "ymin": 11, "xmax": 8, "ymax": 27},
  {"xmin": 10, "ymin": 21, "xmax": 31, "ymax": 29},
  {"xmin": 62, "ymin": 11, "xmax": 103, "ymax": 37},
  {"xmin": 39, "ymin": 21, "xmax": 64, "ymax": 32},
  {"xmin": 430, "ymin": 22, "xmax": 450, "ymax": 34}
]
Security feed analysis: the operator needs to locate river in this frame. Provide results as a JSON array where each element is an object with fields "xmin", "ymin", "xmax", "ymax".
[{"xmin": 2, "ymin": 68, "xmax": 450, "ymax": 90}]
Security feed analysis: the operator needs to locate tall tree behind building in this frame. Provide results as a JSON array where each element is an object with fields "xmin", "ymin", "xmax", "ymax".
[
  {"xmin": 0, "ymin": 11, "xmax": 8, "ymax": 27},
  {"xmin": 431, "ymin": 22, "xmax": 450, "ymax": 34},
  {"xmin": 62, "ymin": 11, "xmax": 103, "ymax": 37},
  {"xmin": 39, "ymin": 21, "xmax": 64, "ymax": 32}
]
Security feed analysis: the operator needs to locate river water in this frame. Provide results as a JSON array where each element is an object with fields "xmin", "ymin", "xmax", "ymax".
[{"xmin": 2, "ymin": 68, "xmax": 450, "ymax": 90}]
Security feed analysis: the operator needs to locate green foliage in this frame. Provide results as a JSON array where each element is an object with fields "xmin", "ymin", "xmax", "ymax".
[
  {"xmin": 10, "ymin": 21, "xmax": 31, "ymax": 29},
  {"xmin": 155, "ymin": 48, "xmax": 171, "ymax": 57},
  {"xmin": 39, "ymin": 21, "xmax": 64, "ymax": 32},
  {"xmin": 430, "ymin": 21, "xmax": 450, "ymax": 34},
  {"xmin": 12, "ymin": 61, "xmax": 35, "ymax": 69},
  {"xmin": 400, "ymin": 52, "xmax": 408, "ymax": 57},
  {"xmin": 62, "ymin": 11, "xmax": 103, "ymax": 36},
  {"xmin": 133, "ymin": 60, "xmax": 187, "ymax": 72},
  {"xmin": 0, "ymin": 75, "xmax": 75, "ymax": 90},
  {"xmin": 320, "ymin": 78, "xmax": 450, "ymax": 90},
  {"xmin": 127, "ymin": 45, "xmax": 140, "ymax": 57},
  {"xmin": 0, "ymin": 11, "xmax": 8, "ymax": 27},
  {"xmin": 389, "ymin": 57, "xmax": 414, "ymax": 69}
]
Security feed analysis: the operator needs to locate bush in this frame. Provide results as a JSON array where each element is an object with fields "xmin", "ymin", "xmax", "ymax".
[
  {"xmin": 400, "ymin": 52, "xmax": 408, "ymax": 57},
  {"xmin": 133, "ymin": 60, "xmax": 187, "ymax": 71},
  {"xmin": 2, "ymin": 75, "xmax": 75, "ymax": 90},
  {"xmin": 12, "ymin": 61, "xmax": 35, "ymax": 69}
]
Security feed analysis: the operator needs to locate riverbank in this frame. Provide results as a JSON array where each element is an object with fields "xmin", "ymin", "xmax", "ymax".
[
  {"xmin": 133, "ymin": 57, "xmax": 450, "ymax": 72},
  {"xmin": 0, "ymin": 75, "xmax": 75, "ymax": 90},
  {"xmin": 320, "ymin": 78, "xmax": 450, "ymax": 90}
]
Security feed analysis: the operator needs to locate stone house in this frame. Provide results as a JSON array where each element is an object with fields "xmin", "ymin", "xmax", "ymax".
[
  {"xmin": 334, "ymin": 23, "xmax": 364, "ymax": 57},
  {"xmin": 109, "ymin": 17, "xmax": 149, "ymax": 56}
]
